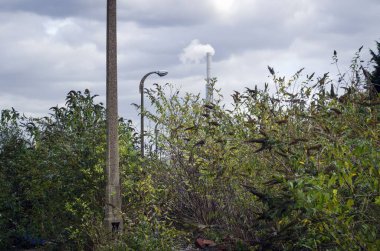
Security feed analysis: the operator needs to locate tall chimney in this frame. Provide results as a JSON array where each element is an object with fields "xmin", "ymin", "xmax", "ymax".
[{"xmin": 206, "ymin": 52, "xmax": 212, "ymax": 102}]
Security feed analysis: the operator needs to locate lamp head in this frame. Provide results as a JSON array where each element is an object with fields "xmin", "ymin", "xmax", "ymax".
[{"xmin": 156, "ymin": 71, "xmax": 168, "ymax": 77}]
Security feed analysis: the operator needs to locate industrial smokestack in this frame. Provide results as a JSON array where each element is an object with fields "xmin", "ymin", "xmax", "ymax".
[{"xmin": 206, "ymin": 52, "xmax": 212, "ymax": 102}]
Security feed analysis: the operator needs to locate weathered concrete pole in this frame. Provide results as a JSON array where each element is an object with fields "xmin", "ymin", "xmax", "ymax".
[{"xmin": 105, "ymin": 0, "xmax": 123, "ymax": 232}]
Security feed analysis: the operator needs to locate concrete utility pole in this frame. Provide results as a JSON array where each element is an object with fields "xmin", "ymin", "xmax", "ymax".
[{"xmin": 105, "ymin": 0, "xmax": 123, "ymax": 232}]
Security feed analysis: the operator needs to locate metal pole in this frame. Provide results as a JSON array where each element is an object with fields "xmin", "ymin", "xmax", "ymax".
[
  {"xmin": 154, "ymin": 123, "xmax": 159, "ymax": 155},
  {"xmin": 140, "ymin": 78, "xmax": 145, "ymax": 158},
  {"xmin": 139, "ymin": 71, "xmax": 168, "ymax": 159},
  {"xmin": 105, "ymin": 0, "xmax": 122, "ymax": 232}
]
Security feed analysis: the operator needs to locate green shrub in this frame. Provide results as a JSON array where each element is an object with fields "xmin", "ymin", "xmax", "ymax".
[
  {"xmin": 142, "ymin": 51, "xmax": 379, "ymax": 250},
  {"xmin": 1, "ymin": 49, "xmax": 379, "ymax": 250}
]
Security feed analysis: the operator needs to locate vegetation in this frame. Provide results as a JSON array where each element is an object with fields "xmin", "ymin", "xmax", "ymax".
[
  {"xmin": 0, "ymin": 49, "xmax": 379, "ymax": 250},
  {"xmin": 370, "ymin": 41, "xmax": 380, "ymax": 94}
]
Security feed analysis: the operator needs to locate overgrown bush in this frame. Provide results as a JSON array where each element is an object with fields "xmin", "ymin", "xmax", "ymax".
[
  {"xmin": 0, "ymin": 49, "xmax": 379, "ymax": 250},
  {"xmin": 0, "ymin": 89, "xmax": 183, "ymax": 250},
  {"xmin": 142, "ymin": 50, "xmax": 380, "ymax": 250}
]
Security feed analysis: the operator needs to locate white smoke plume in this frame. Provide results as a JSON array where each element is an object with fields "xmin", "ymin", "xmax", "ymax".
[{"xmin": 179, "ymin": 39, "xmax": 215, "ymax": 64}]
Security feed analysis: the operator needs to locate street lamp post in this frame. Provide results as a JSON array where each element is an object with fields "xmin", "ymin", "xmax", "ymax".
[
  {"xmin": 154, "ymin": 122, "xmax": 159, "ymax": 155},
  {"xmin": 140, "ymin": 71, "xmax": 168, "ymax": 158}
]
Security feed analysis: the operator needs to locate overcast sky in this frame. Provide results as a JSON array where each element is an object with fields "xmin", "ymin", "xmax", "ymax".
[{"xmin": 0, "ymin": 0, "xmax": 379, "ymax": 123}]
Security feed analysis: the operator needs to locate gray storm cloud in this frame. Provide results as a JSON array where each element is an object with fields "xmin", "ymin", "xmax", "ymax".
[
  {"xmin": 179, "ymin": 39, "xmax": 215, "ymax": 64},
  {"xmin": 0, "ymin": 0, "xmax": 379, "ymax": 120}
]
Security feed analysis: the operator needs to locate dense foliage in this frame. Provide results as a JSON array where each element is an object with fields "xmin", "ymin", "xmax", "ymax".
[
  {"xmin": 0, "ymin": 90, "xmax": 141, "ymax": 250},
  {"xmin": 370, "ymin": 41, "xmax": 380, "ymax": 94},
  {"xmin": 0, "ymin": 50, "xmax": 379, "ymax": 250},
  {"xmin": 143, "ymin": 55, "xmax": 380, "ymax": 250}
]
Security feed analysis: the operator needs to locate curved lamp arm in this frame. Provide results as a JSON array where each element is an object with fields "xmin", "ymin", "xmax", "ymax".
[{"xmin": 139, "ymin": 71, "xmax": 168, "ymax": 93}]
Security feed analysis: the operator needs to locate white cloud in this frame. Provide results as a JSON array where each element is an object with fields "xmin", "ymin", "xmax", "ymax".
[
  {"xmin": 179, "ymin": 39, "xmax": 215, "ymax": 64},
  {"xmin": 210, "ymin": 0, "xmax": 236, "ymax": 17},
  {"xmin": 0, "ymin": 0, "xmax": 379, "ymax": 122},
  {"xmin": 44, "ymin": 18, "xmax": 75, "ymax": 36}
]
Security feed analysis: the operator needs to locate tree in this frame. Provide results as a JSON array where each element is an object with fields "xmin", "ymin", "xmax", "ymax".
[
  {"xmin": 370, "ymin": 41, "xmax": 380, "ymax": 94},
  {"xmin": 0, "ymin": 90, "xmax": 109, "ymax": 249}
]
